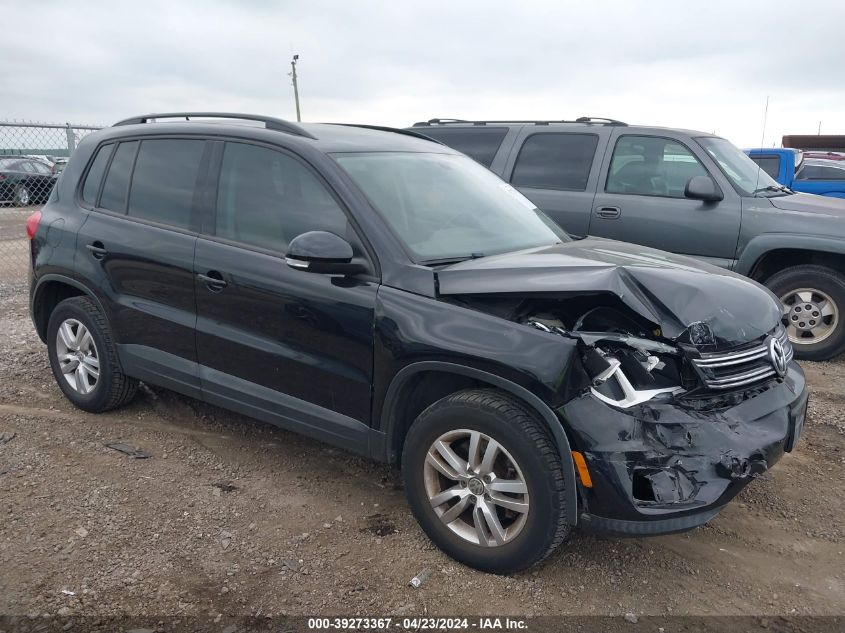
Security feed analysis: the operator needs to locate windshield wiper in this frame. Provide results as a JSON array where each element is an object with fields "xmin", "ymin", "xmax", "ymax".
[
  {"xmin": 420, "ymin": 252, "xmax": 486, "ymax": 267},
  {"xmin": 752, "ymin": 185, "xmax": 792, "ymax": 196}
]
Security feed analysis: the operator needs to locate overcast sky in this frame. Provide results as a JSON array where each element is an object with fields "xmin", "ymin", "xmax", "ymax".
[{"xmin": 3, "ymin": 0, "xmax": 842, "ymax": 148}]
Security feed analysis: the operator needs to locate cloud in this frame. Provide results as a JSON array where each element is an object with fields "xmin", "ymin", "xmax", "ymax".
[{"xmin": 2, "ymin": 0, "xmax": 842, "ymax": 146}]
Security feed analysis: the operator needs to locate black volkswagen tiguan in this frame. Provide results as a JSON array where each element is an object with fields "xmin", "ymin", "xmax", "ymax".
[{"xmin": 28, "ymin": 113, "xmax": 808, "ymax": 573}]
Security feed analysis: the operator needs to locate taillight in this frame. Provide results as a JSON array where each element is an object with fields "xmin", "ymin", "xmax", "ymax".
[{"xmin": 26, "ymin": 210, "xmax": 42, "ymax": 240}]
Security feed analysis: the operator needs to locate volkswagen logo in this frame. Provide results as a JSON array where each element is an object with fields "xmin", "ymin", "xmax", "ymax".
[{"xmin": 768, "ymin": 337, "xmax": 788, "ymax": 377}]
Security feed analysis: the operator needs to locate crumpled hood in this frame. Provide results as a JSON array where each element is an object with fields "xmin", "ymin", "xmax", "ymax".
[
  {"xmin": 436, "ymin": 239, "xmax": 782, "ymax": 347},
  {"xmin": 768, "ymin": 192, "xmax": 845, "ymax": 216}
]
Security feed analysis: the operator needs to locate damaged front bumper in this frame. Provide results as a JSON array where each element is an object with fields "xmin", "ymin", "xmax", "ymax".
[{"xmin": 560, "ymin": 362, "xmax": 808, "ymax": 536}]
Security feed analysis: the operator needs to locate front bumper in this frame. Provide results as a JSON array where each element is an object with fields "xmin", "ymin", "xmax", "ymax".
[{"xmin": 560, "ymin": 362, "xmax": 808, "ymax": 535}]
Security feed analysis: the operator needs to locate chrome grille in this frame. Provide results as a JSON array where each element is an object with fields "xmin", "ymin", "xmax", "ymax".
[{"xmin": 691, "ymin": 327, "xmax": 794, "ymax": 390}]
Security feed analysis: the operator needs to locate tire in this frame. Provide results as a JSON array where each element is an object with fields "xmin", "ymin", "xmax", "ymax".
[
  {"xmin": 765, "ymin": 265, "xmax": 845, "ymax": 361},
  {"xmin": 13, "ymin": 184, "xmax": 30, "ymax": 207},
  {"xmin": 401, "ymin": 388, "xmax": 571, "ymax": 574},
  {"xmin": 46, "ymin": 296, "xmax": 138, "ymax": 412}
]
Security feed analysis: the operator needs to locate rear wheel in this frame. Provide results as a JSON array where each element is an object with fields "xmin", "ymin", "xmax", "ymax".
[
  {"xmin": 13, "ymin": 184, "xmax": 30, "ymax": 207},
  {"xmin": 401, "ymin": 389, "xmax": 571, "ymax": 574},
  {"xmin": 766, "ymin": 265, "xmax": 845, "ymax": 361},
  {"xmin": 47, "ymin": 296, "xmax": 138, "ymax": 412}
]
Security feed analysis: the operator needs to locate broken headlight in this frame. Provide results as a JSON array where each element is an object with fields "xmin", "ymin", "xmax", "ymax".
[{"xmin": 582, "ymin": 339, "xmax": 685, "ymax": 408}]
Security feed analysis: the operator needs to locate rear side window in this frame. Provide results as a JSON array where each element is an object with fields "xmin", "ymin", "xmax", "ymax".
[
  {"xmin": 127, "ymin": 139, "xmax": 205, "ymax": 229},
  {"xmin": 415, "ymin": 127, "xmax": 508, "ymax": 167},
  {"xmin": 81, "ymin": 144, "xmax": 114, "ymax": 205},
  {"xmin": 796, "ymin": 164, "xmax": 845, "ymax": 181},
  {"xmin": 606, "ymin": 136, "xmax": 708, "ymax": 198},
  {"xmin": 99, "ymin": 141, "xmax": 138, "ymax": 212},
  {"xmin": 749, "ymin": 155, "xmax": 781, "ymax": 179},
  {"xmin": 214, "ymin": 142, "xmax": 349, "ymax": 253},
  {"xmin": 511, "ymin": 133, "xmax": 598, "ymax": 191}
]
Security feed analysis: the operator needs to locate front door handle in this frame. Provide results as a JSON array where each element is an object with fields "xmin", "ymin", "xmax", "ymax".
[
  {"xmin": 86, "ymin": 242, "xmax": 107, "ymax": 259},
  {"xmin": 595, "ymin": 206, "xmax": 621, "ymax": 219},
  {"xmin": 197, "ymin": 271, "xmax": 228, "ymax": 291}
]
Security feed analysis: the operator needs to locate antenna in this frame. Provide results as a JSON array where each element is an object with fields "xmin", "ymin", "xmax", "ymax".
[{"xmin": 753, "ymin": 96, "xmax": 769, "ymax": 193}]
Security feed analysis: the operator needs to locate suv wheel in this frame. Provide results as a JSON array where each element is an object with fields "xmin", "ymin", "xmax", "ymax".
[
  {"xmin": 766, "ymin": 265, "xmax": 845, "ymax": 361},
  {"xmin": 13, "ymin": 184, "xmax": 30, "ymax": 207},
  {"xmin": 401, "ymin": 389, "xmax": 571, "ymax": 574},
  {"xmin": 47, "ymin": 297, "xmax": 138, "ymax": 412}
]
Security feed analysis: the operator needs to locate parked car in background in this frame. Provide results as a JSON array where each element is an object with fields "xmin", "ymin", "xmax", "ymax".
[
  {"xmin": 804, "ymin": 151, "xmax": 845, "ymax": 161},
  {"xmin": 0, "ymin": 155, "xmax": 58, "ymax": 205},
  {"xmin": 411, "ymin": 118, "xmax": 845, "ymax": 360},
  {"xmin": 27, "ymin": 112, "xmax": 807, "ymax": 573},
  {"xmin": 745, "ymin": 148, "xmax": 845, "ymax": 198}
]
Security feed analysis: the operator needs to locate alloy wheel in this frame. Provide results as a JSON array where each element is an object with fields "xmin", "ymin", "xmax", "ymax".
[
  {"xmin": 15, "ymin": 186, "xmax": 30, "ymax": 206},
  {"xmin": 55, "ymin": 318, "xmax": 100, "ymax": 394},
  {"xmin": 423, "ymin": 428, "xmax": 529, "ymax": 547},
  {"xmin": 781, "ymin": 288, "xmax": 839, "ymax": 345}
]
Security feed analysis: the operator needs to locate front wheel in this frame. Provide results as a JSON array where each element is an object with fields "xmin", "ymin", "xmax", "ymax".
[
  {"xmin": 766, "ymin": 265, "xmax": 845, "ymax": 361},
  {"xmin": 401, "ymin": 389, "xmax": 571, "ymax": 574}
]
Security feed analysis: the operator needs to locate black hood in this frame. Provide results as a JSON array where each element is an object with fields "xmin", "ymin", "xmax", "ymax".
[{"xmin": 436, "ymin": 239, "xmax": 782, "ymax": 348}]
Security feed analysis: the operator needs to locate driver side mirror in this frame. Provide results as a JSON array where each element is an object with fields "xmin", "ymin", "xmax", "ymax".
[
  {"xmin": 684, "ymin": 175, "xmax": 723, "ymax": 202},
  {"xmin": 285, "ymin": 231, "xmax": 364, "ymax": 275}
]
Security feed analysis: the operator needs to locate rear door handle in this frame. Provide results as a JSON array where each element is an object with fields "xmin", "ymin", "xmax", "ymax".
[
  {"xmin": 197, "ymin": 271, "xmax": 228, "ymax": 291},
  {"xmin": 595, "ymin": 206, "xmax": 621, "ymax": 219},
  {"xmin": 86, "ymin": 242, "xmax": 107, "ymax": 259}
]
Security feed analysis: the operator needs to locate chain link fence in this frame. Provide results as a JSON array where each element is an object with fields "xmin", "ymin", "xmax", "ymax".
[{"xmin": 0, "ymin": 121, "xmax": 102, "ymax": 291}]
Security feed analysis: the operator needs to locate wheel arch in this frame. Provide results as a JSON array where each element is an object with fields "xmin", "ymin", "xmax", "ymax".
[
  {"xmin": 380, "ymin": 361, "xmax": 579, "ymax": 525},
  {"xmin": 31, "ymin": 274, "xmax": 106, "ymax": 343},
  {"xmin": 737, "ymin": 235, "xmax": 845, "ymax": 282}
]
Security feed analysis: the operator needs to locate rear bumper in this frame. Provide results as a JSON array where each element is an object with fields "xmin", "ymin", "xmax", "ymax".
[{"xmin": 560, "ymin": 362, "xmax": 808, "ymax": 535}]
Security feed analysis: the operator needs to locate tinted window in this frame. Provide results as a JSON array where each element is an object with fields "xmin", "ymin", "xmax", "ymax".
[
  {"xmin": 607, "ymin": 136, "xmax": 708, "ymax": 197},
  {"xmin": 215, "ymin": 142, "xmax": 349, "ymax": 252},
  {"xmin": 100, "ymin": 141, "xmax": 138, "ymax": 212},
  {"xmin": 415, "ymin": 127, "xmax": 508, "ymax": 167},
  {"xmin": 81, "ymin": 145, "xmax": 113, "ymax": 205},
  {"xmin": 749, "ymin": 156, "xmax": 781, "ymax": 179},
  {"xmin": 127, "ymin": 139, "xmax": 205, "ymax": 229},
  {"xmin": 0, "ymin": 158, "xmax": 18, "ymax": 169},
  {"xmin": 511, "ymin": 133, "xmax": 598, "ymax": 191},
  {"xmin": 796, "ymin": 164, "xmax": 845, "ymax": 181},
  {"xmin": 30, "ymin": 161, "xmax": 52, "ymax": 175},
  {"xmin": 19, "ymin": 161, "xmax": 36, "ymax": 173}
]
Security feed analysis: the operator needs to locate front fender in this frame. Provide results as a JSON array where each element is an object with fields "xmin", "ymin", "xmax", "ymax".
[{"xmin": 735, "ymin": 233, "xmax": 845, "ymax": 277}]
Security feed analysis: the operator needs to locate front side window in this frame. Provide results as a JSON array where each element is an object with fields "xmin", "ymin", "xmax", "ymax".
[
  {"xmin": 606, "ymin": 136, "xmax": 708, "ymax": 198},
  {"xmin": 127, "ymin": 139, "xmax": 205, "ymax": 229},
  {"xmin": 334, "ymin": 152, "xmax": 567, "ymax": 262},
  {"xmin": 796, "ymin": 163, "xmax": 845, "ymax": 181},
  {"xmin": 511, "ymin": 133, "xmax": 598, "ymax": 191},
  {"xmin": 99, "ymin": 141, "xmax": 138, "ymax": 213},
  {"xmin": 748, "ymin": 155, "xmax": 781, "ymax": 180},
  {"xmin": 214, "ymin": 142, "xmax": 349, "ymax": 253},
  {"xmin": 416, "ymin": 127, "xmax": 508, "ymax": 167},
  {"xmin": 81, "ymin": 144, "xmax": 113, "ymax": 205}
]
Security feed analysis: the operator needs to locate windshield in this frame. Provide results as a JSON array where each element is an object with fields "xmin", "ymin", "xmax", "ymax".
[
  {"xmin": 333, "ymin": 152, "xmax": 568, "ymax": 262},
  {"xmin": 697, "ymin": 137, "xmax": 784, "ymax": 196}
]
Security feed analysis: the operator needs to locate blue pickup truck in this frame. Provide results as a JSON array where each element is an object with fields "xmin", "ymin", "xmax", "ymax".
[{"xmin": 746, "ymin": 148, "xmax": 845, "ymax": 198}]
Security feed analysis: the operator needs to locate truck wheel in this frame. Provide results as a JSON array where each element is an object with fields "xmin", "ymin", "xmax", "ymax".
[
  {"xmin": 47, "ymin": 296, "xmax": 139, "ymax": 412},
  {"xmin": 401, "ymin": 389, "xmax": 571, "ymax": 574},
  {"xmin": 766, "ymin": 265, "xmax": 845, "ymax": 361}
]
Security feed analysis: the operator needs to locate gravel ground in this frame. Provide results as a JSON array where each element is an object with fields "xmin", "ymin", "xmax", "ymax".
[{"xmin": 0, "ymin": 286, "xmax": 843, "ymax": 621}]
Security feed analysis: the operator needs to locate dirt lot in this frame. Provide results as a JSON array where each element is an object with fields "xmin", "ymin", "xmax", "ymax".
[{"xmin": 1, "ymin": 282, "xmax": 844, "ymax": 622}]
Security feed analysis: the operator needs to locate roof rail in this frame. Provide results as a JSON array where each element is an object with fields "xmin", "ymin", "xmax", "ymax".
[
  {"xmin": 328, "ymin": 123, "xmax": 443, "ymax": 145},
  {"xmin": 112, "ymin": 112, "xmax": 317, "ymax": 139},
  {"xmin": 413, "ymin": 117, "xmax": 627, "ymax": 127}
]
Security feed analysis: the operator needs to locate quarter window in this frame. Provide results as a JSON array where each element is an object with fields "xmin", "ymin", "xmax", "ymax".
[
  {"xmin": 99, "ymin": 141, "xmax": 138, "ymax": 213},
  {"xmin": 511, "ymin": 133, "xmax": 598, "ymax": 191},
  {"xmin": 81, "ymin": 145, "xmax": 113, "ymax": 205},
  {"xmin": 416, "ymin": 127, "xmax": 508, "ymax": 167},
  {"xmin": 606, "ymin": 136, "xmax": 708, "ymax": 198},
  {"xmin": 127, "ymin": 139, "xmax": 206, "ymax": 229},
  {"xmin": 214, "ymin": 142, "xmax": 349, "ymax": 253}
]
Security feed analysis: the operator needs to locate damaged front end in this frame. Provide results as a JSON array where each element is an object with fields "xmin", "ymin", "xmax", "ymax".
[{"xmin": 439, "ymin": 252, "xmax": 809, "ymax": 535}]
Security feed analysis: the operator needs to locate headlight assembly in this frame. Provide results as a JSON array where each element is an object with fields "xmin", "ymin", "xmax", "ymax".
[{"xmin": 584, "ymin": 344, "xmax": 685, "ymax": 408}]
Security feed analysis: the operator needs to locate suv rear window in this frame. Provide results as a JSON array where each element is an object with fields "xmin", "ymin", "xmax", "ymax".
[
  {"xmin": 511, "ymin": 133, "xmax": 598, "ymax": 191},
  {"xmin": 127, "ymin": 139, "xmax": 205, "ymax": 229},
  {"xmin": 414, "ymin": 127, "xmax": 508, "ymax": 167}
]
